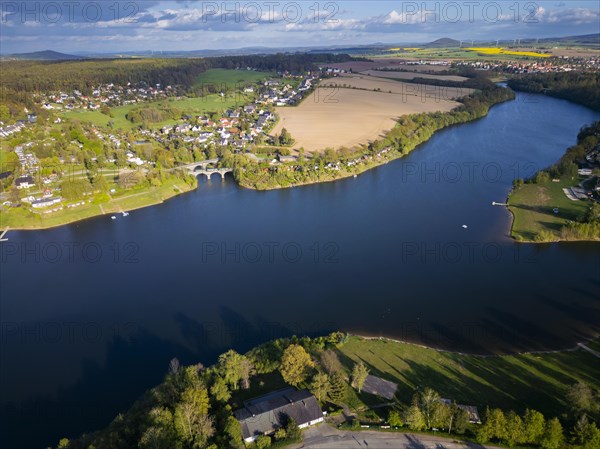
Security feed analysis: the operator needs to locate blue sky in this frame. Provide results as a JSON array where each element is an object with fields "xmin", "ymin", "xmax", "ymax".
[{"xmin": 1, "ymin": 1, "xmax": 598, "ymax": 53}]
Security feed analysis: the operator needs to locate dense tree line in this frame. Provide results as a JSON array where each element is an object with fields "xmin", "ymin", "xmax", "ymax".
[{"xmin": 508, "ymin": 72, "xmax": 600, "ymax": 111}]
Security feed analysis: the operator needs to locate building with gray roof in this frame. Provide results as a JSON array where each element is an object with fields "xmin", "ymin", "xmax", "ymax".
[{"xmin": 234, "ymin": 388, "xmax": 324, "ymax": 443}]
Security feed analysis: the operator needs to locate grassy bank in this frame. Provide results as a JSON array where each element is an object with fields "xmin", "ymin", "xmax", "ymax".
[
  {"xmin": 507, "ymin": 120, "xmax": 600, "ymax": 242},
  {"xmin": 339, "ymin": 336, "xmax": 599, "ymax": 418},
  {"xmin": 0, "ymin": 176, "xmax": 196, "ymax": 230},
  {"xmin": 508, "ymin": 178, "xmax": 592, "ymax": 242}
]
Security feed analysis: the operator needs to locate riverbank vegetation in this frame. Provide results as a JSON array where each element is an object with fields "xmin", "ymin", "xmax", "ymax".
[
  {"xmin": 51, "ymin": 333, "xmax": 600, "ymax": 449},
  {"xmin": 507, "ymin": 72, "xmax": 600, "ymax": 111},
  {"xmin": 237, "ymin": 82, "xmax": 515, "ymax": 190},
  {"xmin": 509, "ymin": 121, "xmax": 600, "ymax": 242}
]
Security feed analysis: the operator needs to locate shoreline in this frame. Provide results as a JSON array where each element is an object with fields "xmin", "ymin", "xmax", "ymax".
[
  {"xmin": 349, "ymin": 332, "xmax": 600, "ymax": 358},
  {"xmin": 0, "ymin": 87, "xmax": 533, "ymax": 231},
  {"xmin": 1, "ymin": 114, "xmax": 482, "ymax": 230},
  {"xmin": 505, "ymin": 186, "xmax": 600, "ymax": 244},
  {"xmin": 1, "ymin": 179, "xmax": 196, "ymax": 231}
]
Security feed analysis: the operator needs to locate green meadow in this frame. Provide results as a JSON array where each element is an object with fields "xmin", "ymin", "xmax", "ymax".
[
  {"xmin": 338, "ymin": 336, "xmax": 600, "ymax": 418},
  {"xmin": 508, "ymin": 178, "xmax": 590, "ymax": 241},
  {"xmin": 194, "ymin": 68, "xmax": 273, "ymax": 88},
  {"xmin": 61, "ymin": 92, "xmax": 250, "ymax": 131}
]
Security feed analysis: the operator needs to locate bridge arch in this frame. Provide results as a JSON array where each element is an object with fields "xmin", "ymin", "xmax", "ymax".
[{"xmin": 190, "ymin": 168, "xmax": 233, "ymax": 181}]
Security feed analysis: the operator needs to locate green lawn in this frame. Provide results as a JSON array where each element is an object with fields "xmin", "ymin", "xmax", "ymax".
[
  {"xmin": 337, "ymin": 336, "xmax": 600, "ymax": 418},
  {"xmin": 0, "ymin": 177, "xmax": 195, "ymax": 229},
  {"xmin": 61, "ymin": 93, "xmax": 249, "ymax": 131},
  {"xmin": 508, "ymin": 178, "xmax": 590, "ymax": 241},
  {"xmin": 195, "ymin": 68, "xmax": 273, "ymax": 89}
]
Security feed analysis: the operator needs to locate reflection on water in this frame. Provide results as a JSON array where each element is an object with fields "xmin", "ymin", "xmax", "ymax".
[{"xmin": 1, "ymin": 93, "xmax": 599, "ymax": 448}]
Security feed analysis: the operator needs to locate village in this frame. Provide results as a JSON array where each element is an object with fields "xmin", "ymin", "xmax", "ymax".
[{"xmin": 0, "ymin": 69, "xmax": 320, "ymax": 215}]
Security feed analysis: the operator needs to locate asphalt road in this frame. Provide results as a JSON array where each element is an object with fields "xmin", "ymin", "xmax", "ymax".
[{"xmin": 293, "ymin": 425, "xmax": 504, "ymax": 449}]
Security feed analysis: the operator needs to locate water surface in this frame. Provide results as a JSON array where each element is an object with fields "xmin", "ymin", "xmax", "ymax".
[{"xmin": 1, "ymin": 93, "xmax": 599, "ymax": 448}]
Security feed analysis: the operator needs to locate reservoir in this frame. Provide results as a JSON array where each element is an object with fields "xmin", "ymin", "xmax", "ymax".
[{"xmin": 1, "ymin": 92, "xmax": 599, "ymax": 448}]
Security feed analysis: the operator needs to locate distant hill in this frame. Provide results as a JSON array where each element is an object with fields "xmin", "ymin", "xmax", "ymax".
[
  {"xmin": 425, "ymin": 38, "xmax": 461, "ymax": 48},
  {"xmin": 6, "ymin": 50, "xmax": 85, "ymax": 60},
  {"xmin": 539, "ymin": 33, "xmax": 599, "ymax": 46},
  {"xmin": 5, "ymin": 33, "xmax": 597, "ymax": 60}
]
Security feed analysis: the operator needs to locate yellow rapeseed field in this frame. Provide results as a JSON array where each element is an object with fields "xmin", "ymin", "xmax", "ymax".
[{"xmin": 466, "ymin": 47, "xmax": 551, "ymax": 58}]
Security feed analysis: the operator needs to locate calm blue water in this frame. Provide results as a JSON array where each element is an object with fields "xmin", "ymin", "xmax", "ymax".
[{"xmin": 1, "ymin": 93, "xmax": 599, "ymax": 448}]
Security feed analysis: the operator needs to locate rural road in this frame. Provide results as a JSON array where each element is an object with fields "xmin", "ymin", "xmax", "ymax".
[{"xmin": 291, "ymin": 425, "xmax": 503, "ymax": 449}]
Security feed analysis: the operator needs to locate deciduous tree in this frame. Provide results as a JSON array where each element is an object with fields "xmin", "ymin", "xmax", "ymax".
[
  {"xmin": 540, "ymin": 417, "xmax": 564, "ymax": 449},
  {"xmin": 419, "ymin": 388, "xmax": 441, "ymax": 429},
  {"xmin": 279, "ymin": 344, "xmax": 314, "ymax": 386},
  {"xmin": 523, "ymin": 409, "xmax": 545, "ymax": 445},
  {"xmin": 209, "ymin": 376, "xmax": 231, "ymax": 402},
  {"xmin": 388, "ymin": 410, "xmax": 403, "ymax": 428},
  {"xmin": 310, "ymin": 372, "xmax": 330, "ymax": 402},
  {"xmin": 405, "ymin": 397, "xmax": 426, "ymax": 431},
  {"xmin": 504, "ymin": 411, "xmax": 525, "ymax": 447},
  {"xmin": 328, "ymin": 372, "xmax": 346, "ymax": 403},
  {"xmin": 350, "ymin": 362, "xmax": 369, "ymax": 393},
  {"xmin": 566, "ymin": 382, "xmax": 595, "ymax": 414}
]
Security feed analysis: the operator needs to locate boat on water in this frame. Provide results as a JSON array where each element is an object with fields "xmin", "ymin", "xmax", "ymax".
[
  {"xmin": 122, "ymin": 211, "xmax": 129, "ymax": 217},
  {"xmin": 111, "ymin": 216, "xmax": 117, "ymax": 220}
]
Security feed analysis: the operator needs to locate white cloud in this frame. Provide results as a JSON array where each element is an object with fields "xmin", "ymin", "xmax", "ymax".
[{"xmin": 540, "ymin": 7, "xmax": 599, "ymax": 24}]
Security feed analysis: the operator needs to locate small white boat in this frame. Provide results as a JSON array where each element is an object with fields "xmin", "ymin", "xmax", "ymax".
[
  {"xmin": 111, "ymin": 216, "xmax": 117, "ymax": 220},
  {"xmin": 122, "ymin": 211, "xmax": 129, "ymax": 217},
  {"xmin": 353, "ymin": 174, "xmax": 358, "ymax": 178},
  {"xmin": 462, "ymin": 225, "xmax": 468, "ymax": 229}
]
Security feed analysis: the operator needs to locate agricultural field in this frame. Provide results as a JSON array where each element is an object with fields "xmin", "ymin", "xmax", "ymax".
[
  {"xmin": 194, "ymin": 68, "xmax": 273, "ymax": 89},
  {"xmin": 323, "ymin": 59, "xmax": 454, "ymax": 73},
  {"xmin": 369, "ymin": 46, "xmax": 560, "ymax": 60},
  {"xmin": 271, "ymin": 81, "xmax": 464, "ymax": 153},
  {"xmin": 508, "ymin": 178, "xmax": 590, "ymax": 241},
  {"xmin": 370, "ymin": 48, "xmax": 482, "ymax": 60},
  {"xmin": 546, "ymin": 47, "xmax": 600, "ymax": 58},
  {"xmin": 320, "ymin": 74, "xmax": 473, "ymax": 99},
  {"xmin": 465, "ymin": 47, "xmax": 551, "ymax": 58},
  {"xmin": 376, "ymin": 63, "xmax": 454, "ymax": 72},
  {"xmin": 360, "ymin": 69, "xmax": 468, "ymax": 82}
]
